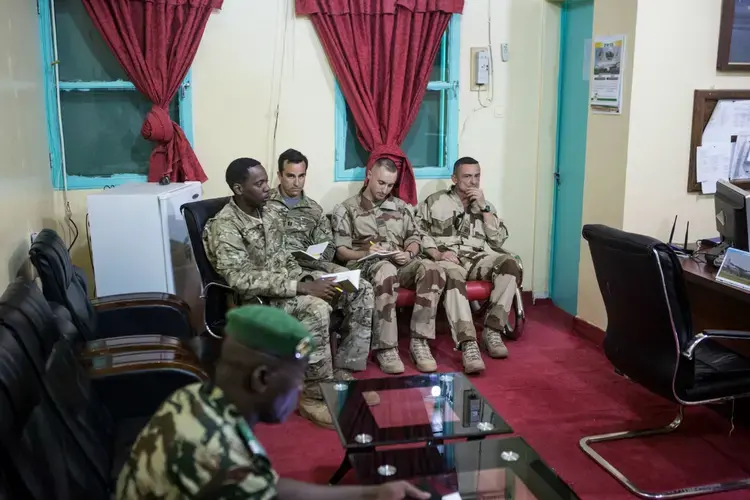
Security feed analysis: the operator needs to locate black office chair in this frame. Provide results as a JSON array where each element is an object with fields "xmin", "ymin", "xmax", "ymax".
[
  {"xmin": 580, "ymin": 224, "xmax": 750, "ymax": 499},
  {"xmin": 181, "ymin": 197, "xmax": 237, "ymax": 339},
  {"xmin": 29, "ymin": 229, "xmax": 195, "ymax": 348},
  {"xmin": 0, "ymin": 278, "xmax": 208, "ymax": 495}
]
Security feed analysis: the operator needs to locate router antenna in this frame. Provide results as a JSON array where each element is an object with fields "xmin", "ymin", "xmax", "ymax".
[{"xmin": 668, "ymin": 215, "xmax": 677, "ymax": 245}]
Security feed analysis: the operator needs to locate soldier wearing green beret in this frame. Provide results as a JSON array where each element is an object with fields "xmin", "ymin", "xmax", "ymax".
[{"xmin": 117, "ymin": 306, "xmax": 428, "ymax": 500}]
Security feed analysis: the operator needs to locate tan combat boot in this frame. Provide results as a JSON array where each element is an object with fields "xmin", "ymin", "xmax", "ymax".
[
  {"xmin": 461, "ymin": 340, "xmax": 485, "ymax": 374},
  {"xmin": 410, "ymin": 338, "xmax": 437, "ymax": 373},
  {"xmin": 483, "ymin": 327, "xmax": 509, "ymax": 358},
  {"xmin": 376, "ymin": 348, "xmax": 405, "ymax": 375},
  {"xmin": 298, "ymin": 397, "xmax": 334, "ymax": 429},
  {"xmin": 334, "ymin": 369, "xmax": 380, "ymax": 406}
]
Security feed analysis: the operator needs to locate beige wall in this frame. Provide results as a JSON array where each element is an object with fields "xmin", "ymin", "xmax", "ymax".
[
  {"xmin": 576, "ymin": 0, "xmax": 750, "ymax": 329},
  {"xmin": 63, "ymin": 0, "xmax": 561, "ymax": 295},
  {"xmin": 0, "ymin": 0, "xmax": 56, "ymax": 287},
  {"xmin": 577, "ymin": 0, "xmax": 638, "ymax": 329},
  {"xmin": 623, "ymin": 0, "xmax": 750, "ymax": 237}
]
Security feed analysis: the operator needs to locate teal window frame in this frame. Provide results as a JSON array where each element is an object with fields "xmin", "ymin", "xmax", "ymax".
[
  {"xmin": 334, "ymin": 14, "xmax": 461, "ymax": 182},
  {"xmin": 37, "ymin": 0, "xmax": 194, "ymax": 190}
]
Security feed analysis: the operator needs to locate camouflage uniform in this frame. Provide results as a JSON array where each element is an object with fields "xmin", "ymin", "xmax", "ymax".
[
  {"xmin": 116, "ymin": 383, "xmax": 277, "ymax": 499},
  {"xmin": 331, "ymin": 193, "xmax": 453, "ymax": 352},
  {"xmin": 418, "ymin": 187, "xmax": 521, "ymax": 340},
  {"xmin": 203, "ymin": 199, "xmax": 374, "ymax": 399},
  {"xmin": 267, "ymin": 187, "xmax": 341, "ymax": 274}
]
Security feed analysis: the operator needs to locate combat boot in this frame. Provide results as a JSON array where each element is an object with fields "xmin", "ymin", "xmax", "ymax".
[
  {"xmin": 483, "ymin": 327, "xmax": 509, "ymax": 358},
  {"xmin": 334, "ymin": 369, "xmax": 380, "ymax": 406},
  {"xmin": 376, "ymin": 347, "xmax": 405, "ymax": 374},
  {"xmin": 298, "ymin": 397, "xmax": 334, "ymax": 429},
  {"xmin": 460, "ymin": 340, "xmax": 485, "ymax": 374},
  {"xmin": 409, "ymin": 338, "xmax": 437, "ymax": 373}
]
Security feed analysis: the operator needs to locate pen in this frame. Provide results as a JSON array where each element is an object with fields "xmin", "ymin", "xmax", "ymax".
[{"xmin": 334, "ymin": 286, "xmax": 343, "ymax": 292}]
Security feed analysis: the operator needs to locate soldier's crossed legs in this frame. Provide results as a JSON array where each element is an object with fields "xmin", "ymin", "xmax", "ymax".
[{"xmin": 463, "ymin": 251, "xmax": 521, "ymax": 334}]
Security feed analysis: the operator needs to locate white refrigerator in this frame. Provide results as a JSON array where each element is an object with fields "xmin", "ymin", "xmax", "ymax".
[{"xmin": 87, "ymin": 182, "xmax": 203, "ymax": 327}]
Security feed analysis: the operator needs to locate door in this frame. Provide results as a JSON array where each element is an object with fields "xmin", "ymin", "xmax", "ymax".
[{"xmin": 550, "ymin": 0, "xmax": 594, "ymax": 315}]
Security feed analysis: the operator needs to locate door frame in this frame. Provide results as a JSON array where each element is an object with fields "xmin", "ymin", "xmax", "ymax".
[{"xmin": 548, "ymin": 0, "xmax": 592, "ymax": 306}]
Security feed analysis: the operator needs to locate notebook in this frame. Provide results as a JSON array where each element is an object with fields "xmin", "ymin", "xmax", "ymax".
[
  {"xmin": 291, "ymin": 242, "xmax": 330, "ymax": 262},
  {"xmin": 320, "ymin": 270, "xmax": 361, "ymax": 293}
]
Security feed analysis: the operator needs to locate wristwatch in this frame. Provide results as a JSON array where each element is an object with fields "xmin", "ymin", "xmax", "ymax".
[{"xmin": 480, "ymin": 203, "xmax": 491, "ymax": 213}]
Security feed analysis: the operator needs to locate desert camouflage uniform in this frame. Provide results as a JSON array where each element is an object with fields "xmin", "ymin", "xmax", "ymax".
[
  {"xmin": 267, "ymin": 187, "xmax": 341, "ymax": 274},
  {"xmin": 203, "ymin": 199, "xmax": 373, "ymax": 399},
  {"xmin": 116, "ymin": 383, "xmax": 277, "ymax": 499},
  {"xmin": 332, "ymin": 193, "xmax": 455, "ymax": 350},
  {"xmin": 418, "ymin": 187, "xmax": 521, "ymax": 336}
]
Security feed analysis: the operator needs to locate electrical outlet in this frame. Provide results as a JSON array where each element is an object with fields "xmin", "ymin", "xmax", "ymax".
[{"xmin": 29, "ymin": 231, "xmax": 39, "ymax": 246}]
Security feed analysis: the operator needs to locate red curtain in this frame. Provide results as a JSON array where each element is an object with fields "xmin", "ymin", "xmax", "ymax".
[
  {"xmin": 297, "ymin": 0, "xmax": 464, "ymax": 205},
  {"xmin": 82, "ymin": 0, "xmax": 223, "ymax": 183}
]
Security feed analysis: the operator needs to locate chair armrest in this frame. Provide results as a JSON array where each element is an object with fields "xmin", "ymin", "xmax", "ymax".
[
  {"xmin": 88, "ymin": 350, "xmax": 208, "ymax": 419},
  {"xmin": 79, "ymin": 334, "xmax": 194, "ymax": 358},
  {"xmin": 92, "ymin": 293, "xmax": 195, "ymax": 341},
  {"xmin": 91, "ymin": 292, "xmax": 190, "ymax": 312},
  {"xmin": 683, "ymin": 330, "xmax": 750, "ymax": 358}
]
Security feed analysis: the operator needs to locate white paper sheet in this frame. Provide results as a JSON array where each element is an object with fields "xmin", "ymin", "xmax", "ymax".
[
  {"xmin": 701, "ymin": 180, "xmax": 717, "ymax": 194},
  {"xmin": 702, "ymin": 100, "xmax": 750, "ymax": 144},
  {"xmin": 696, "ymin": 143, "xmax": 732, "ymax": 182},
  {"xmin": 730, "ymin": 135, "xmax": 750, "ymax": 181},
  {"xmin": 442, "ymin": 494, "xmax": 462, "ymax": 500}
]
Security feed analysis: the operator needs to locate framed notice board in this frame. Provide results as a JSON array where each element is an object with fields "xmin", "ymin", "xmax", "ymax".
[{"xmin": 687, "ymin": 89, "xmax": 750, "ymax": 193}]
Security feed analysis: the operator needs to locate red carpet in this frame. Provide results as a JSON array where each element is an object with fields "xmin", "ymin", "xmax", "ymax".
[{"xmin": 254, "ymin": 301, "xmax": 750, "ymax": 499}]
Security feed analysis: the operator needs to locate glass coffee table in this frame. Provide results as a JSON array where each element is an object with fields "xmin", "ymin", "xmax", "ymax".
[
  {"xmin": 321, "ymin": 372, "xmax": 513, "ymax": 484},
  {"xmin": 350, "ymin": 436, "xmax": 580, "ymax": 499}
]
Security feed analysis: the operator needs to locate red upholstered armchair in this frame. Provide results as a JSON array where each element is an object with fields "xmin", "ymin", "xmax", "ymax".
[{"xmin": 394, "ymin": 267, "xmax": 526, "ymax": 340}]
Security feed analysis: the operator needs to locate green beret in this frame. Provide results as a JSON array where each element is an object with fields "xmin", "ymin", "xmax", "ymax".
[{"xmin": 225, "ymin": 305, "xmax": 315, "ymax": 360}]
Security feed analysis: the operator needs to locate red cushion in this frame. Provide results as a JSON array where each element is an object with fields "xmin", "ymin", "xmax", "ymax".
[
  {"xmin": 466, "ymin": 281, "xmax": 493, "ymax": 301},
  {"xmin": 395, "ymin": 281, "xmax": 492, "ymax": 308}
]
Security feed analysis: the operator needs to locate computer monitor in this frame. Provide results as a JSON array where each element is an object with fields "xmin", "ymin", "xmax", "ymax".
[{"xmin": 715, "ymin": 179, "xmax": 750, "ymax": 251}]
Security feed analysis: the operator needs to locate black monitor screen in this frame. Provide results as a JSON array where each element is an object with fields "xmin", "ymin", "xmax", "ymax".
[{"xmin": 715, "ymin": 181, "xmax": 749, "ymax": 251}]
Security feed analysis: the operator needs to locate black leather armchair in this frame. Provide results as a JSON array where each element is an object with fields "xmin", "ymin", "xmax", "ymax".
[
  {"xmin": 0, "ymin": 279, "xmax": 208, "ymax": 497},
  {"xmin": 182, "ymin": 197, "xmax": 236, "ymax": 338},
  {"xmin": 580, "ymin": 224, "xmax": 750, "ymax": 499},
  {"xmin": 29, "ymin": 229, "xmax": 196, "ymax": 357}
]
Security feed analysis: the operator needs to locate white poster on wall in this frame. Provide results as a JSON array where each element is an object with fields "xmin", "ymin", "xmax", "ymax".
[{"xmin": 590, "ymin": 35, "xmax": 626, "ymax": 114}]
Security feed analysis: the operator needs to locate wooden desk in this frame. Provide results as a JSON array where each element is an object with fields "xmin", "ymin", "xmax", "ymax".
[{"xmin": 680, "ymin": 255, "xmax": 750, "ymax": 356}]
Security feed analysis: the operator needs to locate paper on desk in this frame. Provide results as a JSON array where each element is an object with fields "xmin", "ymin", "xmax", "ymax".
[
  {"xmin": 702, "ymin": 100, "xmax": 750, "ymax": 144},
  {"xmin": 442, "ymin": 494, "xmax": 462, "ymax": 500}
]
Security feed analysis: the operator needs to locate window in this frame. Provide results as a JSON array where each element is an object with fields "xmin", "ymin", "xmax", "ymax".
[
  {"xmin": 334, "ymin": 14, "xmax": 460, "ymax": 182},
  {"xmin": 38, "ymin": 0, "xmax": 193, "ymax": 190}
]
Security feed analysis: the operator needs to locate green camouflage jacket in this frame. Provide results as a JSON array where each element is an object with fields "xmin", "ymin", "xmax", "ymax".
[
  {"xmin": 116, "ymin": 383, "xmax": 277, "ymax": 500},
  {"xmin": 267, "ymin": 187, "xmax": 336, "ymax": 264},
  {"xmin": 203, "ymin": 198, "xmax": 307, "ymax": 301},
  {"xmin": 417, "ymin": 187, "xmax": 509, "ymax": 255}
]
